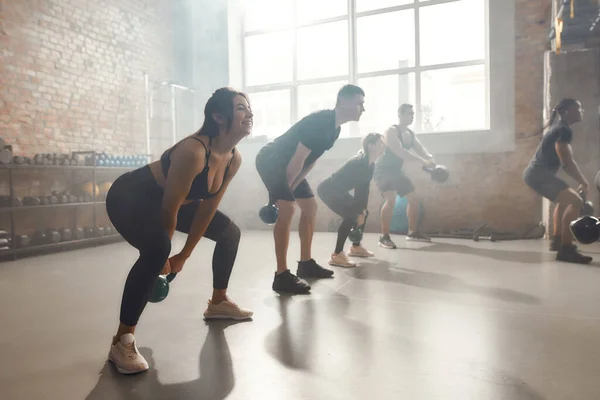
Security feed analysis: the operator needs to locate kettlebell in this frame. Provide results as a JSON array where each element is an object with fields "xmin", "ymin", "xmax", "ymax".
[
  {"xmin": 348, "ymin": 227, "xmax": 363, "ymax": 243},
  {"xmin": 569, "ymin": 215, "xmax": 600, "ymax": 244},
  {"xmin": 149, "ymin": 273, "xmax": 177, "ymax": 303},
  {"xmin": 423, "ymin": 164, "xmax": 449, "ymax": 183},
  {"xmin": 259, "ymin": 202, "xmax": 279, "ymax": 224}
]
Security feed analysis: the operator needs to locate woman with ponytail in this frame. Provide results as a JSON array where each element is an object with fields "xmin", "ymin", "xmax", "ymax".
[
  {"xmin": 317, "ymin": 133, "xmax": 386, "ymax": 267},
  {"xmin": 104, "ymin": 87, "xmax": 254, "ymax": 374},
  {"xmin": 523, "ymin": 98, "xmax": 592, "ymax": 264}
]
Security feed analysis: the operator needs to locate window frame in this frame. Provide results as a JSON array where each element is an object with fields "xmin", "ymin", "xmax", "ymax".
[{"xmin": 236, "ymin": 0, "xmax": 515, "ymax": 155}]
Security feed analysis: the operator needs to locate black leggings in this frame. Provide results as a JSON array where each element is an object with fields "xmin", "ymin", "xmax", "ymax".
[
  {"xmin": 317, "ymin": 184, "xmax": 365, "ymax": 254},
  {"xmin": 106, "ymin": 167, "xmax": 240, "ymax": 326}
]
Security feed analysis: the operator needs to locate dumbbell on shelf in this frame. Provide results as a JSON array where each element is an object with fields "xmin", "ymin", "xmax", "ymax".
[
  {"xmin": 59, "ymin": 228, "xmax": 72, "ymax": 242},
  {"xmin": 16, "ymin": 234, "xmax": 31, "ymax": 248},
  {"xmin": 73, "ymin": 228, "xmax": 85, "ymax": 240},
  {"xmin": 46, "ymin": 229, "xmax": 61, "ymax": 244}
]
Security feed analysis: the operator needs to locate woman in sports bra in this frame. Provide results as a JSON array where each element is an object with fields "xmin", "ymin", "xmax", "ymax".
[{"xmin": 104, "ymin": 87, "xmax": 253, "ymax": 375}]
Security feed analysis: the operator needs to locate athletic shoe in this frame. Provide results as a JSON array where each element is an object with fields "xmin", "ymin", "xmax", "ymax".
[
  {"xmin": 378, "ymin": 234, "xmax": 397, "ymax": 249},
  {"xmin": 297, "ymin": 258, "xmax": 334, "ymax": 278},
  {"xmin": 328, "ymin": 252, "xmax": 356, "ymax": 267},
  {"xmin": 347, "ymin": 245, "xmax": 374, "ymax": 257},
  {"xmin": 108, "ymin": 333, "xmax": 149, "ymax": 375},
  {"xmin": 272, "ymin": 270, "xmax": 311, "ymax": 294},
  {"xmin": 203, "ymin": 299, "xmax": 253, "ymax": 320},
  {"xmin": 406, "ymin": 232, "xmax": 431, "ymax": 242},
  {"xmin": 550, "ymin": 236, "xmax": 577, "ymax": 251},
  {"xmin": 556, "ymin": 244, "xmax": 592, "ymax": 264}
]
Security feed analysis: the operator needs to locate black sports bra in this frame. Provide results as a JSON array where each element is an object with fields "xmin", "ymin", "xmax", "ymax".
[{"xmin": 160, "ymin": 135, "xmax": 235, "ymax": 201}]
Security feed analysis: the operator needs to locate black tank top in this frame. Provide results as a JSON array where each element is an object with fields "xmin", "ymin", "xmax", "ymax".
[
  {"xmin": 160, "ymin": 135, "xmax": 235, "ymax": 201},
  {"xmin": 375, "ymin": 125, "xmax": 415, "ymax": 171}
]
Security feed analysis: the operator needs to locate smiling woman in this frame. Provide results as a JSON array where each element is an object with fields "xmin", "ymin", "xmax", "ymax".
[{"xmin": 103, "ymin": 87, "xmax": 254, "ymax": 376}]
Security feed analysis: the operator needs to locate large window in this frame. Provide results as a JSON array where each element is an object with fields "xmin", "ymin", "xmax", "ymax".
[{"xmin": 241, "ymin": 0, "xmax": 488, "ymax": 138}]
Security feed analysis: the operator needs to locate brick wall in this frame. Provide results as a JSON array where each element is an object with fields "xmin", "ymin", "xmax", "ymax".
[{"xmin": 0, "ymin": 0, "xmax": 177, "ymax": 156}]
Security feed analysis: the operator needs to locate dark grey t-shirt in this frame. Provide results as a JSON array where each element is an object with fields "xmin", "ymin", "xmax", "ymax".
[
  {"xmin": 261, "ymin": 109, "xmax": 341, "ymax": 169},
  {"xmin": 530, "ymin": 121, "xmax": 573, "ymax": 174}
]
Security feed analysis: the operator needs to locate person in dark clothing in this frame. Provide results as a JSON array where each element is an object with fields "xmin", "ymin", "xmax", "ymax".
[
  {"xmin": 105, "ymin": 87, "xmax": 254, "ymax": 375},
  {"xmin": 523, "ymin": 98, "xmax": 592, "ymax": 264},
  {"xmin": 318, "ymin": 133, "xmax": 386, "ymax": 267},
  {"xmin": 374, "ymin": 104, "xmax": 436, "ymax": 249},
  {"xmin": 256, "ymin": 84, "xmax": 366, "ymax": 294}
]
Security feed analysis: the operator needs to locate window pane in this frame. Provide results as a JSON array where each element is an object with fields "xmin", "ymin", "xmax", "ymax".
[
  {"xmin": 297, "ymin": 21, "xmax": 349, "ymax": 80},
  {"xmin": 297, "ymin": 81, "xmax": 351, "ymax": 137},
  {"xmin": 296, "ymin": 0, "xmax": 347, "ymax": 23},
  {"xmin": 420, "ymin": 65, "xmax": 486, "ymax": 132},
  {"xmin": 243, "ymin": 0, "xmax": 293, "ymax": 32},
  {"xmin": 248, "ymin": 90, "xmax": 291, "ymax": 138},
  {"xmin": 419, "ymin": 0, "xmax": 485, "ymax": 66},
  {"xmin": 357, "ymin": 74, "xmax": 415, "ymax": 136},
  {"xmin": 356, "ymin": 0, "xmax": 413, "ymax": 13},
  {"xmin": 245, "ymin": 31, "xmax": 293, "ymax": 86},
  {"xmin": 357, "ymin": 10, "xmax": 415, "ymax": 72}
]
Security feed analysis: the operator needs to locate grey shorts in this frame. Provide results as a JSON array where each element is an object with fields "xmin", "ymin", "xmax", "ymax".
[
  {"xmin": 373, "ymin": 167, "xmax": 415, "ymax": 197},
  {"xmin": 523, "ymin": 165, "xmax": 569, "ymax": 202}
]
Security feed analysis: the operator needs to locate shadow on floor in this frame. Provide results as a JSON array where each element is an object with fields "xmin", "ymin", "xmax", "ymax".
[
  {"xmin": 355, "ymin": 263, "xmax": 541, "ymax": 305},
  {"xmin": 262, "ymin": 294, "xmax": 546, "ymax": 399},
  {"xmin": 85, "ymin": 320, "xmax": 245, "ymax": 400},
  {"xmin": 409, "ymin": 242, "xmax": 551, "ymax": 264}
]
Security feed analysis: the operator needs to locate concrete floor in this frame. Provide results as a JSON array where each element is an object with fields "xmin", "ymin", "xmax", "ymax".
[{"xmin": 1, "ymin": 231, "xmax": 600, "ymax": 400}]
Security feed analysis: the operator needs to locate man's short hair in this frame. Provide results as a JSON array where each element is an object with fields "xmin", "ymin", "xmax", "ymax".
[
  {"xmin": 398, "ymin": 104, "xmax": 414, "ymax": 114},
  {"xmin": 336, "ymin": 84, "xmax": 365, "ymax": 105}
]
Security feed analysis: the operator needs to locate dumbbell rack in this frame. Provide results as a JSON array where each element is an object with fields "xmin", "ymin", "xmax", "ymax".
[{"xmin": 0, "ymin": 151, "xmax": 140, "ymax": 261}]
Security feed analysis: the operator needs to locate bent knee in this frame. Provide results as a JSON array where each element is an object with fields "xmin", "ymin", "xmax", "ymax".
[
  {"xmin": 222, "ymin": 221, "xmax": 241, "ymax": 244},
  {"xmin": 277, "ymin": 200, "xmax": 296, "ymax": 215},
  {"xmin": 298, "ymin": 198, "xmax": 318, "ymax": 215},
  {"xmin": 140, "ymin": 235, "xmax": 171, "ymax": 263},
  {"xmin": 557, "ymin": 189, "xmax": 583, "ymax": 209}
]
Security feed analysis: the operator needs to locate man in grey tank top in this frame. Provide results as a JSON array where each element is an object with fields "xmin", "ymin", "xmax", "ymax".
[{"xmin": 373, "ymin": 104, "xmax": 436, "ymax": 249}]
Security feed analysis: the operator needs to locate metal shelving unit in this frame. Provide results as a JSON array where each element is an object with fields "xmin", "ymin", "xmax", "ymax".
[{"xmin": 0, "ymin": 152, "xmax": 140, "ymax": 261}]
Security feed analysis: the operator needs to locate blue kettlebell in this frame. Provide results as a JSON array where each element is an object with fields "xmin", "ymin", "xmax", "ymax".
[
  {"xmin": 259, "ymin": 202, "xmax": 279, "ymax": 224},
  {"xmin": 149, "ymin": 273, "xmax": 177, "ymax": 303}
]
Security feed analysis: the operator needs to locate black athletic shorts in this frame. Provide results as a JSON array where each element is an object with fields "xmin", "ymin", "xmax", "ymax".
[
  {"xmin": 523, "ymin": 164, "xmax": 569, "ymax": 202},
  {"xmin": 255, "ymin": 148, "xmax": 314, "ymax": 203},
  {"xmin": 373, "ymin": 166, "xmax": 415, "ymax": 197}
]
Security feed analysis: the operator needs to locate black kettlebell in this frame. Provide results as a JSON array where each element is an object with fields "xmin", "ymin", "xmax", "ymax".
[
  {"xmin": 149, "ymin": 273, "xmax": 177, "ymax": 303},
  {"xmin": 259, "ymin": 202, "xmax": 279, "ymax": 224},
  {"xmin": 578, "ymin": 189, "xmax": 594, "ymax": 216},
  {"xmin": 423, "ymin": 164, "xmax": 449, "ymax": 183},
  {"xmin": 570, "ymin": 215, "xmax": 600, "ymax": 244},
  {"xmin": 348, "ymin": 227, "xmax": 363, "ymax": 243}
]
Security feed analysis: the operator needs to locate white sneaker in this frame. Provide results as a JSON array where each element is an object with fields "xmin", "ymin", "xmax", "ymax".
[
  {"xmin": 203, "ymin": 299, "xmax": 253, "ymax": 320},
  {"xmin": 328, "ymin": 252, "xmax": 357, "ymax": 268},
  {"xmin": 347, "ymin": 245, "xmax": 374, "ymax": 258},
  {"xmin": 108, "ymin": 333, "xmax": 149, "ymax": 375}
]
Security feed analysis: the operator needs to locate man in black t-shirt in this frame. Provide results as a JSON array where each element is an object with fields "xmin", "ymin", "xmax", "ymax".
[
  {"xmin": 523, "ymin": 98, "xmax": 591, "ymax": 264},
  {"xmin": 256, "ymin": 84, "xmax": 365, "ymax": 293}
]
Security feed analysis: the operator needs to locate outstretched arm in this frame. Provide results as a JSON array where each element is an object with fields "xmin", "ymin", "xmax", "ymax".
[
  {"xmin": 180, "ymin": 151, "xmax": 242, "ymax": 257},
  {"xmin": 556, "ymin": 142, "xmax": 588, "ymax": 192},
  {"xmin": 411, "ymin": 135, "xmax": 434, "ymax": 163},
  {"xmin": 383, "ymin": 126, "xmax": 428, "ymax": 165},
  {"xmin": 287, "ymin": 142, "xmax": 311, "ymax": 189},
  {"xmin": 160, "ymin": 147, "xmax": 205, "ymax": 240}
]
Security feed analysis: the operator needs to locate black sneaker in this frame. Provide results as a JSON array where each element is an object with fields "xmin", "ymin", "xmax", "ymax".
[
  {"xmin": 272, "ymin": 270, "xmax": 311, "ymax": 294},
  {"xmin": 406, "ymin": 231, "xmax": 431, "ymax": 242},
  {"xmin": 378, "ymin": 234, "xmax": 397, "ymax": 249},
  {"xmin": 556, "ymin": 244, "xmax": 592, "ymax": 264},
  {"xmin": 296, "ymin": 259, "xmax": 334, "ymax": 279},
  {"xmin": 550, "ymin": 236, "xmax": 577, "ymax": 252}
]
